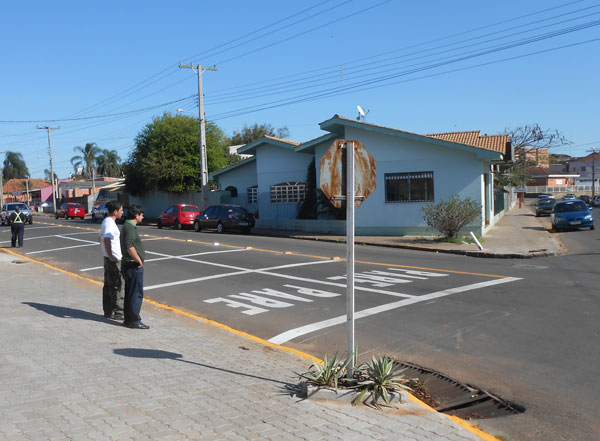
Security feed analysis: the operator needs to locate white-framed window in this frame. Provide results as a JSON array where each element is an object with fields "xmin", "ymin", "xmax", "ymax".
[
  {"xmin": 385, "ymin": 172, "xmax": 434, "ymax": 203},
  {"xmin": 270, "ymin": 181, "xmax": 307, "ymax": 203},
  {"xmin": 247, "ymin": 186, "xmax": 258, "ymax": 204}
]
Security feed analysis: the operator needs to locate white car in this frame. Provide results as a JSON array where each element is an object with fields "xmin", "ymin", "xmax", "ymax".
[{"xmin": 562, "ymin": 194, "xmax": 577, "ymax": 201}]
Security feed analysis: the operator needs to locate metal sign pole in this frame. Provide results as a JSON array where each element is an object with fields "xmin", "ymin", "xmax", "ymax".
[{"xmin": 345, "ymin": 141, "xmax": 355, "ymax": 377}]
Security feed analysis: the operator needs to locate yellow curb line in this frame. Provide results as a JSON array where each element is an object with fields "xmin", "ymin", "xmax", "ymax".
[{"xmin": 18, "ymin": 224, "xmax": 505, "ymax": 439}]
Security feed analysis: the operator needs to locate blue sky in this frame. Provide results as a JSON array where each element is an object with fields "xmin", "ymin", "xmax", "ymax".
[{"xmin": 1, "ymin": 0, "xmax": 599, "ymax": 179}]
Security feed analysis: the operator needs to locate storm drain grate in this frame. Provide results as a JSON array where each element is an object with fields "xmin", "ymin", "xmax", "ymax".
[{"xmin": 395, "ymin": 361, "xmax": 525, "ymax": 419}]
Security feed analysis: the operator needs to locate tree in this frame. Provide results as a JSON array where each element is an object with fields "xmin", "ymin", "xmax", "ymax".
[
  {"xmin": 499, "ymin": 124, "xmax": 570, "ymax": 186},
  {"xmin": 230, "ymin": 123, "xmax": 290, "ymax": 145},
  {"xmin": 124, "ymin": 113, "xmax": 230, "ymax": 195},
  {"xmin": 2, "ymin": 151, "xmax": 30, "ymax": 180},
  {"xmin": 71, "ymin": 142, "xmax": 101, "ymax": 178},
  {"xmin": 44, "ymin": 169, "xmax": 58, "ymax": 181},
  {"xmin": 297, "ymin": 159, "xmax": 318, "ymax": 219},
  {"xmin": 96, "ymin": 149, "xmax": 122, "ymax": 177},
  {"xmin": 422, "ymin": 195, "xmax": 481, "ymax": 238}
]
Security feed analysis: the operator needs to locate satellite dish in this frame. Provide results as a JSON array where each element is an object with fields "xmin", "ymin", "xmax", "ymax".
[{"xmin": 356, "ymin": 105, "xmax": 369, "ymax": 121}]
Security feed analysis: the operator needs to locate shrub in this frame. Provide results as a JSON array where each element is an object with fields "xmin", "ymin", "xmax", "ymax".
[
  {"xmin": 422, "ymin": 195, "xmax": 481, "ymax": 238},
  {"xmin": 296, "ymin": 352, "xmax": 351, "ymax": 389},
  {"xmin": 352, "ymin": 356, "xmax": 411, "ymax": 409}
]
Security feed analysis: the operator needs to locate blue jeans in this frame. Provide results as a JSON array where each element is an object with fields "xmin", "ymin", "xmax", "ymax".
[{"xmin": 122, "ymin": 265, "xmax": 144, "ymax": 324}]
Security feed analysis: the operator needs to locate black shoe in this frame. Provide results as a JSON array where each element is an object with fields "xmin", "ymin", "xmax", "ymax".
[{"xmin": 127, "ymin": 322, "xmax": 149, "ymax": 329}]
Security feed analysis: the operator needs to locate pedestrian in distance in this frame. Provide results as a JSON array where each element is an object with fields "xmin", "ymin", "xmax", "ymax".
[
  {"xmin": 100, "ymin": 201, "xmax": 125, "ymax": 320},
  {"xmin": 9, "ymin": 206, "xmax": 25, "ymax": 248},
  {"xmin": 120, "ymin": 204, "xmax": 149, "ymax": 329}
]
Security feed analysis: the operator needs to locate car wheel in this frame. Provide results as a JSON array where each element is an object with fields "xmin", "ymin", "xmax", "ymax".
[
  {"xmin": 194, "ymin": 221, "xmax": 201, "ymax": 232},
  {"xmin": 174, "ymin": 220, "xmax": 181, "ymax": 230},
  {"xmin": 92, "ymin": 214, "xmax": 96, "ymax": 222},
  {"xmin": 217, "ymin": 222, "xmax": 224, "ymax": 234},
  {"xmin": 55, "ymin": 213, "xmax": 59, "ymax": 219},
  {"xmin": 591, "ymin": 225, "xmax": 595, "ymax": 230},
  {"xmin": 157, "ymin": 219, "xmax": 162, "ymax": 229},
  {"xmin": 29, "ymin": 218, "xmax": 33, "ymax": 225},
  {"xmin": 243, "ymin": 227, "xmax": 252, "ymax": 234}
]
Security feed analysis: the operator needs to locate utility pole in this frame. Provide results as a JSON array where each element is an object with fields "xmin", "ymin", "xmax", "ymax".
[
  {"xmin": 587, "ymin": 148, "xmax": 598, "ymax": 198},
  {"xmin": 37, "ymin": 126, "xmax": 59, "ymax": 213},
  {"xmin": 179, "ymin": 62, "xmax": 217, "ymax": 211},
  {"xmin": 0, "ymin": 151, "xmax": 5, "ymax": 208}
]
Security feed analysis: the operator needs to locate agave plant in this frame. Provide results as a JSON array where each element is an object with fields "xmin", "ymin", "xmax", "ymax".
[
  {"xmin": 297, "ymin": 352, "xmax": 352, "ymax": 389},
  {"xmin": 352, "ymin": 356, "xmax": 411, "ymax": 409}
]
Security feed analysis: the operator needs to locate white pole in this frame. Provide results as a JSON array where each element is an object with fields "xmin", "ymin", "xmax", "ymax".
[{"xmin": 346, "ymin": 141, "xmax": 355, "ymax": 376}]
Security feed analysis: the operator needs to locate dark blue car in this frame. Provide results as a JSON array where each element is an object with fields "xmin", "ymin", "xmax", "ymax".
[{"xmin": 551, "ymin": 200, "xmax": 594, "ymax": 232}]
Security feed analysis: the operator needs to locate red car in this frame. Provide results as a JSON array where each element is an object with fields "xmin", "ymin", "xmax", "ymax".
[
  {"xmin": 157, "ymin": 204, "xmax": 201, "ymax": 230},
  {"xmin": 56, "ymin": 203, "xmax": 86, "ymax": 220}
]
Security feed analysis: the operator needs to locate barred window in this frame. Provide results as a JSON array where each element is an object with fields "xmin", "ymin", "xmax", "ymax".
[
  {"xmin": 247, "ymin": 186, "xmax": 258, "ymax": 204},
  {"xmin": 385, "ymin": 172, "xmax": 434, "ymax": 203},
  {"xmin": 270, "ymin": 181, "xmax": 307, "ymax": 203}
]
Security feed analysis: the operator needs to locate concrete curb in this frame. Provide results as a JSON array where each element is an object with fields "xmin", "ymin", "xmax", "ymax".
[{"xmin": 265, "ymin": 234, "xmax": 564, "ymax": 259}]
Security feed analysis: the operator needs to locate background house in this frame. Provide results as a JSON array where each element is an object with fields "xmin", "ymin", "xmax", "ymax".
[{"xmin": 210, "ymin": 115, "xmax": 513, "ymax": 236}]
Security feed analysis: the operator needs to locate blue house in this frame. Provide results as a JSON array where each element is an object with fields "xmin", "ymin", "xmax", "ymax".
[{"xmin": 209, "ymin": 116, "xmax": 511, "ymax": 236}]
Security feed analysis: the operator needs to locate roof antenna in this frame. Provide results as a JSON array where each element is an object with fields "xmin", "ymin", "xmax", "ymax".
[{"xmin": 356, "ymin": 105, "xmax": 369, "ymax": 121}]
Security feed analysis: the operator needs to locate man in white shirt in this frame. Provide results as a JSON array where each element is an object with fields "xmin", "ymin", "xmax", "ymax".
[{"xmin": 100, "ymin": 201, "xmax": 124, "ymax": 320}]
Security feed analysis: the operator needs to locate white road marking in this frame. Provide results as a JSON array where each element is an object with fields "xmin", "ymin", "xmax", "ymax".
[
  {"xmin": 80, "ymin": 248, "xmax": 248, "ymax": 272},
  {"xmin": 0, "ymin": 226, "xmax": 60, "ymax": 233},
  {"xmin": 0, "ymin": 231, "xmax": 96, "ymax": 244},
  {"xmin": 25, "ymin": 236, "xmax": 162, "ymax": 255},
  {"xmin": 268, "ymin": 277, "xmax": 522, "ymax": 345}
]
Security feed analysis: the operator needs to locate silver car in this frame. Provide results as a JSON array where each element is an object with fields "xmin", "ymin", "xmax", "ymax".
[{"xmin": 1, "ymin": 203, "xmax": 33, "ymax": 226}]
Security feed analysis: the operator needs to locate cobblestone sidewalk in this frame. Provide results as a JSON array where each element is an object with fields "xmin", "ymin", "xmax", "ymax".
[{"xmin": 0, "ymin": 251, "xmax": 491, "ymax": 441}]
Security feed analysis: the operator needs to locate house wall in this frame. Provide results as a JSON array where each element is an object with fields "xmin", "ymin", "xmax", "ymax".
[
  {"xmin": 320, "ymin": 127, "xmax": 487, "ymax": 235},
  {"xmin": 256, "ymin": 145, "xmax": 313, "ymax": 220},
  {"xmin": 214, "ymin": 160, "xmax": 258, "ymax": 213}
]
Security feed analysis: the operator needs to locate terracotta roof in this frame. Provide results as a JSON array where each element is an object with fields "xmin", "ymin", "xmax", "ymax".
[
  {"xmin": 426, "ymin": 131, "xmax": 510, "ymax": 155},
  {"xmin": 2, "ymin": 178, "xmax": 49, "ymax": 192},
  {"xmin": 263, "ymin": 135, "xmax": 301, "ymax": 146}
]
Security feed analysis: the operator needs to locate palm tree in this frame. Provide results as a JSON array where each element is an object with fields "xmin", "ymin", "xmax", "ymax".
[
  {"xmin": 71, "ymin": 142, "xmax": 100, "ymax": 178},
  {"xmin": 96, "ymin": 149, "xmax": 122, "ymax": 177}
]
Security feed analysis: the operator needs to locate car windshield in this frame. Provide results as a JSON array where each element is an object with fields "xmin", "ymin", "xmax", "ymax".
[
  {"xmin": 540, "ymin": 199, "xmax": 554, "ymax": 205},
  {"xmin": 7, "ymin": 203, "xmax": 28, "ymax": 210},
  {"xmin": 555, "ymin": 202, "xmax": 587, "ymax": 213},
  {"xmin": 182, "ymin": 206, "xmax": 200, "ymax": 212}
]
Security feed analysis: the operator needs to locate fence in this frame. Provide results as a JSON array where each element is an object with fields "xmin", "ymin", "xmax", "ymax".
[{"xmin": 526, "ymin": 184, "xmax": 599, "ymax": 195}]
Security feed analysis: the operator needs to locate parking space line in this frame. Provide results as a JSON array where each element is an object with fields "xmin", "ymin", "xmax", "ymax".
[
  {"xmin": 268, "ymin": 277, "xmax": 522, "ymax": 345},
  {"xmin": 0, "ymin": 231, "xmax": 97, "ymax": 244},
  {"xmin": 80, "ymin": 248, "xmax": 248, "ymax": 272},
  {"xmin": 24, "ymin": 236, "xmax": 162, "ymax": 255}
]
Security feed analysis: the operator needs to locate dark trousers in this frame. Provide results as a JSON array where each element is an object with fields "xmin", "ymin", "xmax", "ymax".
[
  {"xmin": 103, "ymin": 257, "xmax": 124, "ymax": 317},
  {"xmin": 11, "ymin": 224, "xmax": 24, "ymax": 247},
  {"xmin": 122, "ymin": 265, "xmax": 144, "ymax": 324}
]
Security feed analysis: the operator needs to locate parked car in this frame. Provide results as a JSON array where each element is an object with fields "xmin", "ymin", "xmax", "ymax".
[
  {"xmin": 194, "ymin": 205, "xmax": 255, "ymax": 234},
  {"xmin": 562, "ymin": 193, "xmax": 577, "ymax": 201},
  {"xmin": 91, "ymin": 202, "xmax": 109, "ymax": 222},
  {"xmin": 535, "ymin": 198, "xmax": 555, "ymax": 217},
  {"xmin": 551, "ymin": 200, "xmax": 594, "ymax": 232},
  {"xmin": 593, "ymin": 195, "xmax": 600, "ymax": 207},
  {"xmin": 1, "ymin": 202, "xmax": 33, "ymax": 225},
  {"xmin": 157, "ymin": 204, "xmax": 201, "ymax": 229},
  {"xmin": 55, "ymin": 203, "xmax": 86, "ymax": 220},
  {"xmin": 578, "ymin": 195, "xmax": 591, "ymax": 205}
]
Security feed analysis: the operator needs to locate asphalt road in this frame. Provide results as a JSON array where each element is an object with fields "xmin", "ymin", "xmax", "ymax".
[{"xmin": 3, "ymin": 215, "xmax": 598, "ymax": 441}]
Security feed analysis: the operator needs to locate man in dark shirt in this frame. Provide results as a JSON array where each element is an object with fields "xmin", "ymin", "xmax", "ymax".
[{"xmin": 120, "ymin": 204, "xmax": 149, "ymax": 329}]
